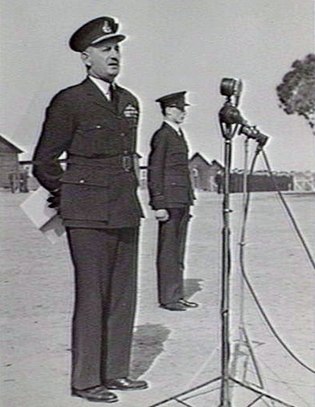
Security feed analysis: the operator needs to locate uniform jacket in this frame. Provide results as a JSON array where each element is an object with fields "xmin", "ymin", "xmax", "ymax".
[
  {"xmin": 147, "ymin": 122, "xmax": 194, "ymax": 209},
  {"xmin": 32, "ymin": 77, "xmax": 143, "ymax": 228}
]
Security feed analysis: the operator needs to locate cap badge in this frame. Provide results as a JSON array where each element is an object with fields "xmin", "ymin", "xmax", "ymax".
[{"xmin": 102, "ymin": 21, "xmax": 113, "ymax": 34}]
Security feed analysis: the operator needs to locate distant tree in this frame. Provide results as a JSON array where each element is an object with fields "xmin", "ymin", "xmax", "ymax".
[{"xmin": 276, "ymin": 53, "xmax": 315, "ymax": 134}]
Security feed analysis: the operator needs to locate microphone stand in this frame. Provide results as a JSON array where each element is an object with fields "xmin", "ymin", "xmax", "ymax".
[
  {"xmin": 217, "ymin": 100, "xmax": 297, "ymax": 406},
  {"xmin": 217, "ymin": 102, "xmax": 296, "ymax": 406},
  {"xmin": 148, "ymin": 87, "xmax": 297, "ymax": 407},
  {"xmin": 218, "ymin": 114, "xmax": 237, "ymax": 407}
]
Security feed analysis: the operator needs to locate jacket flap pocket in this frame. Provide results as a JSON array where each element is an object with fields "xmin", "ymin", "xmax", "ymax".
[{"xmin": 61, "ymin": 167, "xmax": 109, "ymax": 187}]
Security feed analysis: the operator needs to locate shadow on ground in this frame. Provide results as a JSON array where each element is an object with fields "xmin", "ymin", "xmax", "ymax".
[
  {"xmin": 131, "ymin": 323, "xmax": 171, "ymax": 378},
  {"xmin": 184, "ymin": 278, "xmax": 203, "ymax": 298}
]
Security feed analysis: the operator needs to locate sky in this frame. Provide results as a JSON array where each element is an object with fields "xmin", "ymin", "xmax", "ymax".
[{"xmin": 1, "ymin": 0, "xmax": 315, "ymax": 171}]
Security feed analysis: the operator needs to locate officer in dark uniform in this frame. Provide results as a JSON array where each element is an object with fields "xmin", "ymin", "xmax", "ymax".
[
  {"xmin": 32, "ymin": 17, "xmax": 148, "ymax": 403},
  {"xmin": 147, "ymin": 92, "xmax": 199, "ymax": 311}
]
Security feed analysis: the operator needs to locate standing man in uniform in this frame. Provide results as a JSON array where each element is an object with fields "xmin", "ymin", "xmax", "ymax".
[
  {"xmin": 32, "ymin": 17, "xmax": 148, "ymax": 403},
  {"xmin": 147, "ymin": 92, "xmax": 199, "ymax": 312}
]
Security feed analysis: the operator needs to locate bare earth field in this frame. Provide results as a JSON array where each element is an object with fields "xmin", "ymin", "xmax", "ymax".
[{"xmin": 1, "ymin": 189, "xmax": 314, "ymax": 407}]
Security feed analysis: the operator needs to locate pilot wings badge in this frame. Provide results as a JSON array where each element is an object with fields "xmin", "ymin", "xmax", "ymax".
[{"xmin": 123, "ymin": 104, "xmax": 139, "ymax": 119}]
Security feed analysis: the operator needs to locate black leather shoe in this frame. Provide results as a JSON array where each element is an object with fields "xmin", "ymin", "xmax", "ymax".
[
  {"xmin": 160, "ymin": 302, "xmax": 187, "ymax": 311},
  {"xmin": 179, "ymin": 298, "xmax": 199, "ymax": 308},
  {"xmin": 72, "ymin": 385, "xmax": 118, "ymax": 403},
  {"xmin": 105, "ymin": 378, "xmax": 148, "ymax": 391}
]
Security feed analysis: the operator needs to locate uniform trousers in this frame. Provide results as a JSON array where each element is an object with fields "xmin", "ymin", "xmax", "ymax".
[
  {"xmin": 157, "ymin": 207, "xmax": 190, "ymax": 305},
  {"xmin": 66, "ymin": 226, "xmax": 139, "ymax": 390}
]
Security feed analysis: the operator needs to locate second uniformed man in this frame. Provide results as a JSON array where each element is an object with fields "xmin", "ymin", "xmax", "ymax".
[{"xmin": 147, "ymin": 91, "xmax": 199, "ymax": 311}]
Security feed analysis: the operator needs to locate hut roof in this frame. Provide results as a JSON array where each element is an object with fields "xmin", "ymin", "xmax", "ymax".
[
  {"xmin": 0, "ymin": 134, "xmax": 23, "ymax": 153},
  {"xmin": 189, "ymin": 152, "xmax": 211, "ymax": 166}
]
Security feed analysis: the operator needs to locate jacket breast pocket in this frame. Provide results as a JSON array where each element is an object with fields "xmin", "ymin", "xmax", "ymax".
[
  {"xmin": 59, "ymin": 167, "xmax": 109, "ymax": 221},
  {"xmin": 69, "ymin": 121, "xmax": 123, "ymax": 157}
]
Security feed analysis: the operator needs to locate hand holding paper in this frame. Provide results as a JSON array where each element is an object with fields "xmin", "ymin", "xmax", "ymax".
[{"xmin": 20, "ymin": 187, "xmax": 65, "ymax": 244}]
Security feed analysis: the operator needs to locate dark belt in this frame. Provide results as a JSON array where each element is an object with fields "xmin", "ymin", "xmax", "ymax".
[{"xmin": 67, "ymin": 154, "xmax": 134, "ymax": 172}]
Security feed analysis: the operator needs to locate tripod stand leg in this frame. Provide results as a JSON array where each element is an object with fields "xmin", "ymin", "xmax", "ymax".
[
  {"xmin": 148, "ymin": 377, "xmax": 221, "ymax": 407},
  {"xmin": 247, "ymin": 395, "xmax": 264, "ymax": 406},
  {"xmin": 239, "ymin": 327, "xmax": 264, "ymax": 388},
  {"xmin": 230, "ymin": 377, "xmax": 298, "ymax": 407}
]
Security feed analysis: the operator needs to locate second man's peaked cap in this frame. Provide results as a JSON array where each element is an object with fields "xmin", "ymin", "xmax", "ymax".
[
  {"xmin": 69, "ymin": 16, "xmax": 126, "ymax": 52},
  {"xmin": 155, "ymin": 91, "xmax": 190, "ymax": 109}
]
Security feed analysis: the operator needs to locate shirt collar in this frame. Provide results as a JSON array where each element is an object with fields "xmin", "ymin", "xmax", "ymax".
[
  {"xmin": 89, "ymin": 76, "xmax": 115, "ymax": 99},
  {"xmin": 164, "ymin": 119, "xmax": 181, "ymax": 134}
]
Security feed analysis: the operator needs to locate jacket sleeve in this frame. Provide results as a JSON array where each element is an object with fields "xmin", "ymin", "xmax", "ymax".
[
  {"xmin": 32, "ymin": 92, "xmax": 75, "ymax": 192},
  {"xmin": 147, "ymin": 131, "xmax": 167, "ymax": 209}
]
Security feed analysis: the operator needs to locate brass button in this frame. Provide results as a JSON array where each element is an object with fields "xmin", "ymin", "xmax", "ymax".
[
  {"xmin": 96, "ymin": 125, "xmax": 101, "ymax": 129},
  {"xmin": 79, "ymin": 179, "xmax": 85, "ymax": 183}
]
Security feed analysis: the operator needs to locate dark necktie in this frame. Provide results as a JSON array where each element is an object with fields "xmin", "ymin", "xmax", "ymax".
[{"xmin": 109, "ymin": 83, "xmax": 118, "ymax": 111}]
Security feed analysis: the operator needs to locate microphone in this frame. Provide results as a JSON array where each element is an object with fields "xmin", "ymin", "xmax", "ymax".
[{"xmin": 219, "ymin": 103, "xmax": 246, "ymax": 125}]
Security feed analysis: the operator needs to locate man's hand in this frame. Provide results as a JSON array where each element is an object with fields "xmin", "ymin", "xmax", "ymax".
[
  {"xmin": 155, "ymin": 209, "xmax": 169, "ymax": 222},
  {"xmin": 47, "ymin": 189, "xmax": 61, "ymax": 209}
]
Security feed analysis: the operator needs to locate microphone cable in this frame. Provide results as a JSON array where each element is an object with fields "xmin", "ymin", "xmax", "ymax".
[
  {"xmin": 237, "ymin": 142, "xmax": 315, "ymax": 375},
  {"xmin": 261, "ymin": 149, "xmax": 315, "ymax": 270}
]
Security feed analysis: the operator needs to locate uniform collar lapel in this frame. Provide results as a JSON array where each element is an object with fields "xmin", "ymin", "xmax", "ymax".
[{"xmin": 83, "ymin": 77, "xmax": 117, "ymax": 112}]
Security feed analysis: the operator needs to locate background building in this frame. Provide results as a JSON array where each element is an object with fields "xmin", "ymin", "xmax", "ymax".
[
  {"xmin": 0, "ymin": 134, "xmax": 23, "ymax": 190},
  {"xmin": 291, "ymin": 171, "xmax": 315, "ymax": 192},
  {"xmin": 227, "ymin": 170, "xmax": 294, "ymax": 193},
  {"xmin": 188, "ymin": 153, "xmax": 224, "ymax": 192},
  {"xmin": 140, "ymin": 152, "xmax": 314, "ymax": 193}
]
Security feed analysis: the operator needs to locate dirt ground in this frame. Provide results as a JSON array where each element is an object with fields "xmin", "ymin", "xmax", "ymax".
[{"xmin": 1, "ymin": 189, "xmax": 314, "ymax": 407}]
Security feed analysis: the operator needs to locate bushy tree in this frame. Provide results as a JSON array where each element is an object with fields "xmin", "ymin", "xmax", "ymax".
[{"xmin": 276, "ymin": 53, "xmax": 315, "ymax": 134}]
